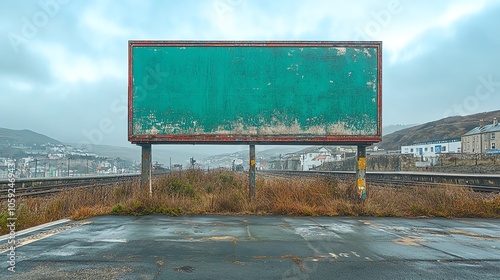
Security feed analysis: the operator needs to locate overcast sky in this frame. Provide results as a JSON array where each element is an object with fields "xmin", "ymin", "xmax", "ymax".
[{"xmin": 1, "ymin": 0, "xmax": 500, "ymax": 154}]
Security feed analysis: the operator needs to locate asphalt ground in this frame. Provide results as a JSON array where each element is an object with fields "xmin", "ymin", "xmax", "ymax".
[{"xmin": 1, "ymin": 215, "xmax": 499, "ymax": 279}]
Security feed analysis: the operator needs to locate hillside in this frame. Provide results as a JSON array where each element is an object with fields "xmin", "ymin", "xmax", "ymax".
[
  {"xmin": 0, "ymin": 128, "xmax": 61, "ymax": 145},
  {"xmin": 378, "ymin": 110, "xmax": 500, "ymax": 150},
  {"xmin": 383, "ymin": 124, "xmax": 418, "ymax": 136}
]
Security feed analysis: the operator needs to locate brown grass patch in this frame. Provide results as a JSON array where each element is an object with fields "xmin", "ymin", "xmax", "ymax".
[{"xmin": 1, "ymin": 170, "xmax": 498, "ymax": 235}]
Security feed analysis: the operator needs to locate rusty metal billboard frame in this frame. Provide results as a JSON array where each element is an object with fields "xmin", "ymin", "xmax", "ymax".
[{"xmin": 128, "ymin": 40, "xmax": 382, "ymax": 146}]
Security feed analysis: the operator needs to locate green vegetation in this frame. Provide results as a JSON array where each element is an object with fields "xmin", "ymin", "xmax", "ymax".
[{"xmin": 1, "ymin": 170, "xmax": 499, "ymax": 235}]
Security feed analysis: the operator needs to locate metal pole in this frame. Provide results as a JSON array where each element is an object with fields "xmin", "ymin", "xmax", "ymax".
[
  {"xmin": 67, "ymin": 158, "xmax": 70, "ymax": 177},
  {"xmin": 34, "ymin": 159, "xmax": 38, "ymax": 178},
  {"xmin": 302, "ymin": 153, "xmax": 305, "ymax": 171},
  {"xmin": 149, "ymin": 159, "xmax": 152, "ymax": 197},
  {"xmin": 141, "ymin": 144, "xmax": 152, "ymax": 192},
  {"xmin": 357, "ymin": 145, "xmax": 367, "ymax": 199},
  {"xmin": 249, "ymin": 145, "xmax": 256, "ymax": 200}
]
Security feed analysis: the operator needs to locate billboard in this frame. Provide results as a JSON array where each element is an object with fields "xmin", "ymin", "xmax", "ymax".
[{"xmin": 128, "ymin": 41, "xmax": 382, "ymax": 145}]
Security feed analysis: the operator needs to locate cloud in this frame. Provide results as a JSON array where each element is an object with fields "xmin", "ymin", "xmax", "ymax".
[
  {"xmin": 384, "ymin": 0, "xmax": 500, "ymax": 124},
  {"xmin": 0, "ymin": 0, "xmax": 499, "ymax": 151}
]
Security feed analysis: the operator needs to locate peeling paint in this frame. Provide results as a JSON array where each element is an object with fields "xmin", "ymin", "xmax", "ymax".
[
  {"xmin": 335, "ymin": 47, "xmax": 346, "ymax": 55},
  {"xmin": 130, "ymin": 42, "xmax": 381, "ymax": 143},
  {"xmin": 134, "ymin": 117, "xmax": 377, "ymax": 136},
  {"xmin": 363, "ymin": 48, "xmax": 372, "ymax": 57}
]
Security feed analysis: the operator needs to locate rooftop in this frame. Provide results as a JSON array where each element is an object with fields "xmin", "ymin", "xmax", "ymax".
[{"xmin": 463, "ymin": 123, "xmax": 500, "ymax": 136}]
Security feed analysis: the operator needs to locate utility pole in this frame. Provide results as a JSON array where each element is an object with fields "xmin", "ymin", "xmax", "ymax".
[
  {"xmin": 301, "ymin": 153, "xmax": 305, "ymax": 171},
  {"xmin": 34, "ymin": 159, "xmax": 38, "ymax": 178},
  {"xmin": 67, "ymin": 157, "xmax": 71, "ymax": 177}
]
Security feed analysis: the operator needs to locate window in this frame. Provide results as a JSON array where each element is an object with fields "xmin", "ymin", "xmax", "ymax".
[
  {"xmin": 424, "ymin": 147, "xmax": 428, "ymax": 152},
  {"xmin": 493, "ymin": 143, "xmax": 496, "ymax": 149},
  {"xmin": 492, "ymin": 133, "xmax": 496, "ymax": 140},
  {"xmin": 410, "ymin": 148, "xmax": 413, "ymax": 153},
  {"xmin": 442, "ymin": 146, "xmax": 446, "ymax": 152},
  {"xmin": 431, "ymin": 147, "xmax": 434, "ymax": 152}
]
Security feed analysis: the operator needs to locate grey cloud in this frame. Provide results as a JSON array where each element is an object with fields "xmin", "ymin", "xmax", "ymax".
[
  {"xmin": 383, "ymin": 1, "xmax": 500, "ymax": 124},
  {"xmin": 1, "ymin": 0, "xmax": 500, "ymax": 152}
]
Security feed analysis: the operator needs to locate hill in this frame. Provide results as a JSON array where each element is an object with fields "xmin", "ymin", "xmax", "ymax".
[
  {"xmin": 382, "ymin": 124, "xmax": 418, "ymax": 136},
  {"xmin": 0, "ymin": 128, "xmax": 61, "ymax": 145},
  {"xmin": 378, "ymin": 110, "xmax": 500, "ymax": 150}
]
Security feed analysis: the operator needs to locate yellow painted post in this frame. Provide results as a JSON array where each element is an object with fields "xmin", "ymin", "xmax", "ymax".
[
  {"xmin": 357, "ymin": 145, "xmax": 367, "ymax": 199},
  {"xmin": 249, "ymin": 145, "xmax": 256, "ymax": 200}
]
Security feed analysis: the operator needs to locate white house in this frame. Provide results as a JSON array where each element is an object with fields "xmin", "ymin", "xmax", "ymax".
[
  {"xmin": 401, "ymin": 138, "xmax": 461, "ymax": 161},
  {"xmin": 300, "ymin": 147, "xmax": 336, "ymax": 171}
]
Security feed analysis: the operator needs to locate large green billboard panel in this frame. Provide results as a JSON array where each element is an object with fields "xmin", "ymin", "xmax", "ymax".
[{"xmin": 129, "ymin": 41, "xmax": 382, "ymax": 144}]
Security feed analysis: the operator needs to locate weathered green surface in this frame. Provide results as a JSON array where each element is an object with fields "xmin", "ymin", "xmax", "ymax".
[{"xmin": 131, "ymin": 44, "xmax": 379, "ymax": 138}]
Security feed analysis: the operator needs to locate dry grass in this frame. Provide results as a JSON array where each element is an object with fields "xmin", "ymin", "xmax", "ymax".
[{"xmin": 1, "ymin": 170, "xmax": 499, "ymax": 235}]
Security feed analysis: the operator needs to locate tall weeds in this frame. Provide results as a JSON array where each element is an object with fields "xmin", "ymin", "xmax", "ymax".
[{"xmin": 1, "ymin": 170, "xmax": 498, "ymax": 234}]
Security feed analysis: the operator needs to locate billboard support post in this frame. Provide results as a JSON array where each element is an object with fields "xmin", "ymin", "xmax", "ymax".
[
  {"xmin": 140, "ymin": 144, "xmax": 152, "ymax": 193},
  {"xmin": 249, "ymin": 145, "xmax": 256, "ymax": 200},
  {"xmin": 357, "ymin": 145, "xmax": 367, "ymax": 199}
]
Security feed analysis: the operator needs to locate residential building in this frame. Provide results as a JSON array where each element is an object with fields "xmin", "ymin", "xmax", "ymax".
[
  {"xmin": 401, "ymin": 138, "xmax": 462, "ymax": 160},
  {"xmin": 300, "ymin": 147, "xmax": 336, "ymax": 171},
  {"xmin": 462, "ymin": 118, "xmax": 500, "ymax": 154}
]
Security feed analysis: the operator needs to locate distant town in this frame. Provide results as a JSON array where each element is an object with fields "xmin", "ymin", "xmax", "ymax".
[
  {"xmin": 1, "ymin": 116, "xmax": 498, "ymax": 179},
  {"xmin": 0, "ymin": 142, "xmax": 140, "ymax": 178},
  {"xmin": 400, "ymin": 117, "xmax": 499, "ymax": 160}
]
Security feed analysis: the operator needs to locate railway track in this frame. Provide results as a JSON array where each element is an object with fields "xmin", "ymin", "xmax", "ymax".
[
  {"xmin": 0, "ymin": 174, "xmax": 141, "ymax": 199},
  {"xmin": 261, "ymin": 170, "xmax": 500, "ymax": 193}
]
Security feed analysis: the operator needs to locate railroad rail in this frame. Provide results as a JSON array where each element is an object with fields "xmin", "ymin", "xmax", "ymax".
[
  {"xmin": 0, "ymin": 173, "xmax": 141, "ymax": 198},
  {"xmin": 262, "ymin": 170, "xmax": 500, "ymax": 193}
]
